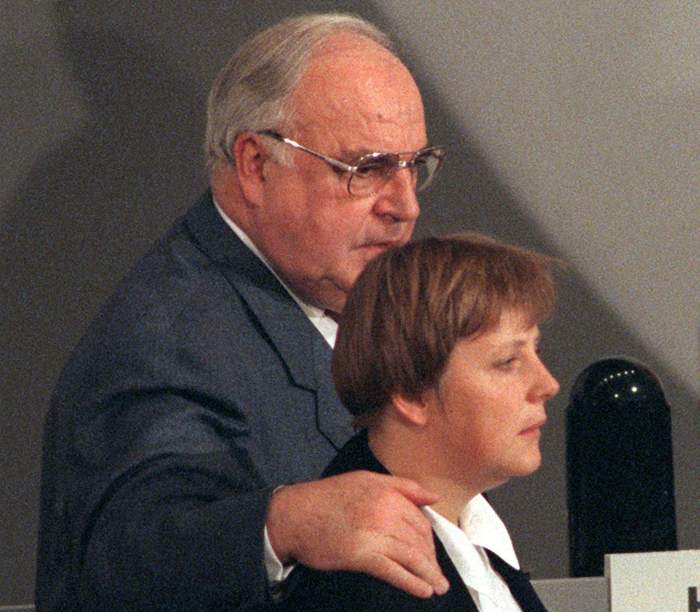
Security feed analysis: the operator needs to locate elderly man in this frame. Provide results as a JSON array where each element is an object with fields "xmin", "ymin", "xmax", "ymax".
[{"xmin": 36, "ymin": 13, "xmax": 447, "ymax": 610}]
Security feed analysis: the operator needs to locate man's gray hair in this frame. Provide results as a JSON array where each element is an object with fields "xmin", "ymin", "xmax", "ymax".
[{"xmin": 205, "ymin": 13, "xmax": 394, "ymax": 171}]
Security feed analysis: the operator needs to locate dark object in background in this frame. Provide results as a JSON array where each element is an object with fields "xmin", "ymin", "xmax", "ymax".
[{"xmin": 566, "ymin": 357, "xmax": 677, "ymax": 577}]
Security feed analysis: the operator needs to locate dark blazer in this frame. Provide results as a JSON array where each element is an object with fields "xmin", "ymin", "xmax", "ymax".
[
  {"xmin": 279, "ymin": 431, "xmax": 548, "ymax": 611},
  {"xmin": 36, "ymin": 192, "xmax": 353, "ymax": 611}
]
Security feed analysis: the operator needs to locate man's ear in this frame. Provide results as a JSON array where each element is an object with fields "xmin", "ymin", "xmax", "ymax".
[
  {"xmin": 389, "ymin": 392, "xmax": 430, "ymax": 427},
  {"xmin": 233, "ymin": 132, "xmax": 269, "ymax": 205}
]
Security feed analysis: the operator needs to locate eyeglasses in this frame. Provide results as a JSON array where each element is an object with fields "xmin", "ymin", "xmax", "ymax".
[{"xmin": 257, "ymin": 130, "xmax": 446, "ymax": 197}]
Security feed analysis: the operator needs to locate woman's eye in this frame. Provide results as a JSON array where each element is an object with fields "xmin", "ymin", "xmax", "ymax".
[{"xmin": 496, "ymin": 357, "xmax": 517, "ymax": 370}]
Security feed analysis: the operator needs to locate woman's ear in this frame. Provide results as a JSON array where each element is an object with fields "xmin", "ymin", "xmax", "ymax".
[
  {"xmin": 233, "ymin": 132, "xmax": 269, "ymax": 205},
  {"xmin": 389, "ymin": 392, "xmax": 430, "ymax": 427}
]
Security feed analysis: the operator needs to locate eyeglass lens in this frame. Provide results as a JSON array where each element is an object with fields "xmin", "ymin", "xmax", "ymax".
[{"xmin": 348, "ymin": 150, "xmax": 442, "ymax": 196}]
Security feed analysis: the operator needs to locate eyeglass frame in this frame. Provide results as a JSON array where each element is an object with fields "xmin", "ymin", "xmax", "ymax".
[{"xmin": 256, "ymin": 130, "xmax": 446, "ymax": 196}]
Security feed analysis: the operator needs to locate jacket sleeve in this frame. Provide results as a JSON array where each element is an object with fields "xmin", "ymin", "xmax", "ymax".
[
  {"xmin": 277, "ymin": 565, "xmax": 455, "ymax": 612},
  {"xmin": 40, "ymin": 296, "xmax": 292, "ymax": 610},
  {"xmin": 48, "ymin": 382, "xmax": 278, "ymax": 610}
]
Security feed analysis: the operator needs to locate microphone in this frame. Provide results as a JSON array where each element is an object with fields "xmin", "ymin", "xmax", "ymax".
[{"xmin": 566, "ymin": 357, "xmax": 677, "ymax": 577}]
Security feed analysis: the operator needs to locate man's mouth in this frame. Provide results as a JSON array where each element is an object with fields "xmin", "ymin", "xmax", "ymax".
[{"xmin": 360, "ymin": 239, "xmax": 403, "ymax": 253}]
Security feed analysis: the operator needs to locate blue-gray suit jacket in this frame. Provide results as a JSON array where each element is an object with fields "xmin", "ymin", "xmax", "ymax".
[{"xmin": 36, "ymin": 192, "xmax": 353, "ymax": 611}]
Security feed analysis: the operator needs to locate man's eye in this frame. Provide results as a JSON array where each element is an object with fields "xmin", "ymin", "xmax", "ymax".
[
  {"xmin": 355, "ymin": 156, "xmax": 393, "ymax": 177},
  {"xmin": 355, "ymin": 163, "xmax": 386, "ymax": 177},
  {"xmin": 330, "ymin": 166, "xmax": 347, "ymax": 176}
]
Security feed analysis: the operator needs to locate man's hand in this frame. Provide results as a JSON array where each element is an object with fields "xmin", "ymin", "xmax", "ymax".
[{"xmin": 266, "ymin": 471, "xmax": 449, "ymax": 598}]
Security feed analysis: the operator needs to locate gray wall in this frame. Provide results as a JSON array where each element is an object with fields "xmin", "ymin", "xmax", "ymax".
[{"xmin": 1, "ymin": 0, "xmax": 697, "ymax": 604}]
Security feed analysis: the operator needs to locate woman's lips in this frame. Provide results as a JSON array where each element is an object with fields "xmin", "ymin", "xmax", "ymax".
[{"xmin": 520, "ymin": 418, "xmax": 547, "ymax": 436}]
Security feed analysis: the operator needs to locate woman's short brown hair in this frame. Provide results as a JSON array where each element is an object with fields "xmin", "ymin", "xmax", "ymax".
[{"xmin": 332, "ymin": 232, "xmax": 560, "ymax": 419}]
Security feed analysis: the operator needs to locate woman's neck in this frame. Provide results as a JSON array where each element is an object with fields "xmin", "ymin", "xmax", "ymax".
[{"xmin": 367, "ymin": 425, "xmax": 479, "ymax": 526}]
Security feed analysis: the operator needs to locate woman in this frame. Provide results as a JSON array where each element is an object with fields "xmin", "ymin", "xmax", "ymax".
[{"xmin": 281, "ymin": 232, "xmax": 561, "ymax": 611}]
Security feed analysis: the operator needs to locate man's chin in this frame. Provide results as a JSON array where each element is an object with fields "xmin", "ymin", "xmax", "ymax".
[{"xmin": 306, "ymin": 279, "xmax": 351, "ymax": 314}]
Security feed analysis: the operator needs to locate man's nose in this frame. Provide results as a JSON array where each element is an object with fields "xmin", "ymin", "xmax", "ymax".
[{"xmin": 373, "ymin": 169, "xmax": 420, "ymax": 222}]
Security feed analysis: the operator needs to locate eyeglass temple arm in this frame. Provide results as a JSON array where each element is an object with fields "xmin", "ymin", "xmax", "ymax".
[{"xmin": 258, "ymin": 130, "xmax": 356, "ymax": 173}]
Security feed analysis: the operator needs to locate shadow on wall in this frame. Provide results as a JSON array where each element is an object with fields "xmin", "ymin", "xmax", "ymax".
[
  {"xmin": 0, "ymin": 0, "xmax": 203, "ymax": 602},
  {"xmin": 0, "ymin": 0, "xmax": 389, "ymax": 602}
]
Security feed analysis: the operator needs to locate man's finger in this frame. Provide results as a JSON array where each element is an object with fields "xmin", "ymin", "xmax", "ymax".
[
  {"xmin": 364, "ymin": 555, "xmax": 447, "ymax": 599},
  {"xmin": 385, "ymin": 475, "xmax": 440, "ymax": 507},
  {"xmin": 398, "ymin": 504, "xmax": 437, "ymax": 549},
  {"xmin": 380, "ymin": 536, "xmax": 449, "ymax": 596}
]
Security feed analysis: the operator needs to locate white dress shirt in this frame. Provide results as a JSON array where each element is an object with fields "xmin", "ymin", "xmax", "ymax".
[{"xmin": 423, "ymin": 495, "xmax": 523, "ymax": 611}]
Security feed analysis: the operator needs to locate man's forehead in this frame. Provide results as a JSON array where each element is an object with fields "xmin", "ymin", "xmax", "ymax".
[
  {"xmin": 296, "ymin": 107, "xmax": 427, "ymax": 159},
  {"xmin": 290, "ymin": 37, "xmax": 427, "ymax": 153},
  {"xmin": 294, "ymin": 34, "xmax": 419, "ymax": 106}
]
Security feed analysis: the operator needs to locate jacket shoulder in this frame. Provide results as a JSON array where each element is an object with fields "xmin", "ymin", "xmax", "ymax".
[{"xmin": 280, "ymin": 565, "xmax": 470, "ymax": 611}]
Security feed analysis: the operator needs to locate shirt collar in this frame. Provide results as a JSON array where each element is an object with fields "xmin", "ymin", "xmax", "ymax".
[
  {"xmin": 458, "ymin": 494, "xmax": 520, "ymax": 569},
  {"xmin": 423, "ymin": 494, "xmax": 520, "ymax": 569},
  {"xmin": 212, "ymin": 198, "xmax": 337, "ymax": 347},
  {"xmin": 423, "ymin": 496, "xmax": 522, "ymax": 608}
]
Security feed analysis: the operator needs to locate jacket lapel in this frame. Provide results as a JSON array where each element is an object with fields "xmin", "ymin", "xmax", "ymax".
[
  {"xmin": 183, "ymin": 192, "xmax": 351, "ymax": 449},
  {"xmin": 487, "ymin": 550, "xmax": 549, "ymax": 612},
  {"xmin": 321, "ymin": 429, "xmax": 384, "ymax": 477},
  {"xmin": 310, "ymin": 330, "xmax": 353, "ymax": 449}
]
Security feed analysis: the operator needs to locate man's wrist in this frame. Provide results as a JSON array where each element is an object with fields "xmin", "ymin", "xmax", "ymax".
[
  {"xmin": 263, "ymin": 523, "xmax": 296, "ymax": 589},
  {"xmin": 266, "ymin": 485, "xmax": 297, "ymax": 565}
]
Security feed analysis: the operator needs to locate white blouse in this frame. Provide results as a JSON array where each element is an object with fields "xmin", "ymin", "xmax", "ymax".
[{"xmin": 423, "ymin": 495, "xmax": 523, "ymax": 611}]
